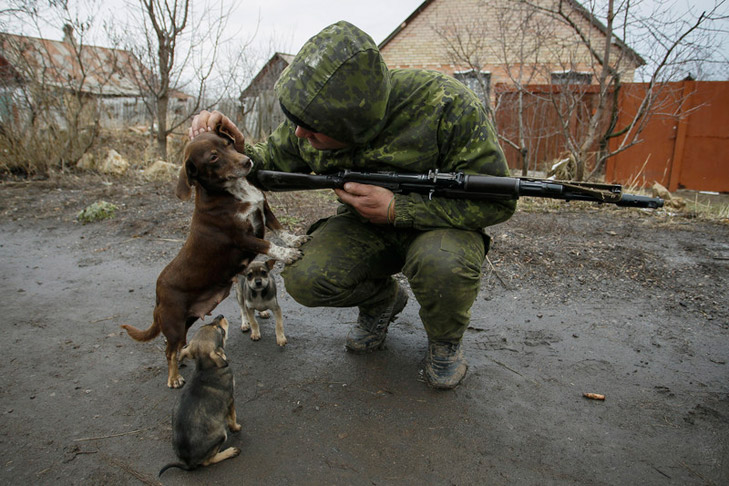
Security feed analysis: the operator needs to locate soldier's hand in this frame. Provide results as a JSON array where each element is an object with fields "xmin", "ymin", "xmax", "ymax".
[
  {"xmin": 335, "ymin": 183, "xmax": 395, "ymax": 224},
  {"xmin": 189, "ymin": 110, "xmax": 246, "ymax": 153}
]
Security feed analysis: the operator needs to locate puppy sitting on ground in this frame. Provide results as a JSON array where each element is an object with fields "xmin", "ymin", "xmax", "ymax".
[
  {"xmin": 235, "ymin": 259, "xmax": 286, "ymax": 346},
  {"xmin": 121, "ymin": 125, "xmax": 307, "ymax": 388},
  {"xmin": 159, "ymin": 315, "xmax": 241, "ymax": 477}
]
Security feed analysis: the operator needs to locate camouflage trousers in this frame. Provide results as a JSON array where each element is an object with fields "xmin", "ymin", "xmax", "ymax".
[{"xmin": 281, "ymin": 210, "xmax": 487, "ymax": 342}]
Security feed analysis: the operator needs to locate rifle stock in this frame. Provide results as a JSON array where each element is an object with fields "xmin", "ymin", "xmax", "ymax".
[{"xmin": 256, "ymin": 170, "xmax": 664, "ymax": 209}]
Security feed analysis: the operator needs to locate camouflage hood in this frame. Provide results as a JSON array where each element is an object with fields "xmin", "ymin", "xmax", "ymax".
[{"xmin": 274, "ymin": 21, "xmax": 391, "ymax": 146}]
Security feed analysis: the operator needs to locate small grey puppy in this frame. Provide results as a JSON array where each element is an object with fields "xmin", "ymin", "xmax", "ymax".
[
  {"xmin": 159, "ymin": 315, "xmax": 241, "ymax": 477},
  {"xmin": 236, "ymin": 259, "xmax": 287, "ymax": 346}
]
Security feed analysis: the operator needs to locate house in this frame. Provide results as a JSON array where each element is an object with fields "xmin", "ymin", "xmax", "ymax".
[
  {"xmin": 239, "ymin": 52, "xmax": 294, "ymax": 141},
  {"xmin": 379, "ymin": 0, "xmax": 644, "ymax": 101},
  {"xmin": 0, "ymin": 26, "xmax": 149, "ymax": 128},
  {"xmin": 379, "ymin": 0, "xmax": 647, "ymax": 173}
]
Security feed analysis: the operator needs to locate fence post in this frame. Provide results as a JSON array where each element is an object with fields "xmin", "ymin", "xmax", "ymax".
[{"xmin": 667, "ymin": 80, "xmax": 695, "ymax": 192}]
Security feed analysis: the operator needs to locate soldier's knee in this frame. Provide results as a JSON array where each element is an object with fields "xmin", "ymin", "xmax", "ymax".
[
  {"xmin": 281, "ymin": 263, "xmax": 318, "ymax": 307},
  {"xmin": 281, "ymin": 260, "xmax": 348, "ymax": 307},
  {"xmin": 405, "ymin": 231, "xmax": 483, "ymax": 300}
]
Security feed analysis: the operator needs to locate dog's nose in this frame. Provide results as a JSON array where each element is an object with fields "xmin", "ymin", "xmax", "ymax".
[{"xmin": 242, "ymin": 157, "xmax": 252, "ymax": 171}]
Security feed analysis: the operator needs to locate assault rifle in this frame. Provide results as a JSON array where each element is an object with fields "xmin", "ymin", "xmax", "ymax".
[{"xmin": 256, "ymin": 170, "xmax": 664, "ymax": 209}]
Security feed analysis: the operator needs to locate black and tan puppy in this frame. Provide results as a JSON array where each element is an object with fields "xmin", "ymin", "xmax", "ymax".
[
  {"xmin": 121, "ymin": 126, "xmax": 307, "ymax": 388},
  {"xmin": 236, "ymin": 259, "xmax": 286, "ymax": 346},
  {"xmin": 159, "ymin": 315, "xmax": 241, "ymax": 477}
]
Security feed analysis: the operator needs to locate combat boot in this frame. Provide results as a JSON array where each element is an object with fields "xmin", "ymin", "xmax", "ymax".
[
  {"xmin": 423, "ymin": 340, "xmax": 468, "ymax": 389},
  {"xmin": 345, "ymin": 282, "xmax": 408, "ymax": 353}
]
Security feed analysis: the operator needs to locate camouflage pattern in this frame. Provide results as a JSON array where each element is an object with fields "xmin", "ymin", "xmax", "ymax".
[
  {"xmin": 281, "ymin": 211, "xmax": 486, "ymax": 342},
  {"xmin": 244, "ymin": 21, "xmax": 516, "ymax": 341},
  {"xmin": 246, "ymin": 20, "xmax": 516, "ymax": 231}
]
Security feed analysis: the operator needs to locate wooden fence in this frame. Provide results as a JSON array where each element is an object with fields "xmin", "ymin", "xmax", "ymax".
[{"xmin": 494, "ymin": 84, "xmax": 606, "ymax": 175}]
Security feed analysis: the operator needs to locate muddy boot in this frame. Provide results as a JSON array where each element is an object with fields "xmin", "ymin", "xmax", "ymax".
[
  {"xmin": 423, "ymin": 340, "xmax": 468, "ymax": 389},
  {"xmin": 345, "ymin": 282, "xmax": 408, "ymax": 353}
]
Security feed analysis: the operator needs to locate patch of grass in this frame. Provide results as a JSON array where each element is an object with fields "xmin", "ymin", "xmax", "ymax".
[
  {"xmin": 76, "ymin": 200, "xmax": 118, "ymax": 224},
  {"xmin": 276, "ymin": 215, "xmax": 304, "ymax": 227},
  {"xmin": 681, "ymin": 194, "xmax": 729, "ymax": 222}
]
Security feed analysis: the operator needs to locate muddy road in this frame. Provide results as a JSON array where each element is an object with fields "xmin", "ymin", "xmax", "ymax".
[{"xmin": 1, "ymin": 176, "xmax": 727, "ymax": 485}]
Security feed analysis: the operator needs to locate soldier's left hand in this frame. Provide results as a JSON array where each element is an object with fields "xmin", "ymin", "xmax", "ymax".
[{"xmin": 335, "ymin": 183, "xmax": 394, "ymax": 224}]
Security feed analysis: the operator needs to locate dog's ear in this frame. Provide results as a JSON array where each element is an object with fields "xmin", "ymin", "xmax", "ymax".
[
  {"xmin": 214, "ymin": 122, "xmax": 246, "ymax": 153},
  {"xmin": 215, "ymin": 124, "xmax": 236, "ymax": 145},
  {"xmin": 265, "ymin": 259, "xmax": 276, "ymax": 270},
  {"xmin": 175, "ymin": 161, "xmax": 193, "ymax": 201},
  {"xmin": 209, "ymin": 348, "xmax": 229, "ymax": 368}
]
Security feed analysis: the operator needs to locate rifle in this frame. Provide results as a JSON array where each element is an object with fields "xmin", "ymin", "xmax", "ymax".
[{"xmin": 256, "ymin": 170, "xmax": 664, "ymax": 209}]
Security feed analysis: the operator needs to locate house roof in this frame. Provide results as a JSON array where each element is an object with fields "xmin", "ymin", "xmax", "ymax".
[
  {"xmin": 378, "ymin": 0, "xmax": 645, "ymax": 67},
  {"xmin": 239, "ymin": 52, "xmax": 295, "ymax": 100},
  {"xmin": 0, "ymin": 31, "xmax": 146, "ymax": 97}
]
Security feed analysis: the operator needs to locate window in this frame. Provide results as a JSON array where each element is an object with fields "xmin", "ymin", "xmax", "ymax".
[
  {"xmin": 551, "ymin": 71, "xmax": 593, "ymax": 85},
  {"xmin": 454, "ymin": 69, "xmax": 491, "ymax": 105}
]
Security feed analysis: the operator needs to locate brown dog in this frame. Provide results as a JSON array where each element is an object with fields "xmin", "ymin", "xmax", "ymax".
[{"xmin": 121, "ymin": 126, "xmax": 307, "ymax": 388}]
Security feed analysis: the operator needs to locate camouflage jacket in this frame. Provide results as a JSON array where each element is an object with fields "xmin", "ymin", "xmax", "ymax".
[{"xmin": 245, "ymin": 21, "xmax": 516, "ymax": 231}]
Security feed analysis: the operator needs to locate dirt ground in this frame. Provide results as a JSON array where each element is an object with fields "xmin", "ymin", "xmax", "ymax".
[{"xmin": 1, "ymin": 173, "xmax": 727, "ymax": 485}]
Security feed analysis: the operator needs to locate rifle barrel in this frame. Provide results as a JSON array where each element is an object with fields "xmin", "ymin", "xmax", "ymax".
[{"xmin": 255, "ymin": 170, "xmax": 664, "ymax": 209}]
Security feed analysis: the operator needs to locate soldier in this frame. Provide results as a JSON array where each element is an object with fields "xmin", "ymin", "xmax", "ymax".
[{"xmin": 190, "ymin": 21, "xmax": 516, "ymax": 389}]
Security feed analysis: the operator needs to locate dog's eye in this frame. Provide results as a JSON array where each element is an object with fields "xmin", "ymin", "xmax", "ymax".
[
  {"xmin": 210, "ymin": 153, "xmax": 219, "ymax": 163},
  {"xmin": 261, "ymin": 271, "xmax": 267, "ymax": 277}
]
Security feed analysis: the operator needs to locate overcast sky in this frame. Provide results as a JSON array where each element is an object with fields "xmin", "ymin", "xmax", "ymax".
[
  {"xmin": 17, "ymin": 0, "xmax": 425, "ymax": 50},
  {"xmin": 5, "ymin": 0, "xmax": 727, "ymax": 79},
  {"xmin": 225, "ymin": 0, "xmax": 426, "ymax": 53}
]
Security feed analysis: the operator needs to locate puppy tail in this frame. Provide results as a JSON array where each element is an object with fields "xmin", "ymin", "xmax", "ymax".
[
  {"xmin": 120, "ymin": 321, "xmax": 161, "ymax": 342},
  {"xmin": 159, "ymin": 462, "xmax": 193, "ymax": 477}
]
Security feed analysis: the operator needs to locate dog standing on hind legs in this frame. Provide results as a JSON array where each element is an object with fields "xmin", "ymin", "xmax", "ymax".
[
  {"xmin": 236, "ymin": 259, "xmax": 287, "ymax": 346},
  {"xmin": 120, "ymin": 125, "xmax": 307, "ymax": 388}
]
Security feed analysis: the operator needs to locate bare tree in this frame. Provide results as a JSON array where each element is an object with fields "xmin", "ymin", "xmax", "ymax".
[
  {"xmin": 120, "ymin": 0, "xmax": 241, "ymax": 159},
  {"xmin": 0, "ymin": 0, "xmax": 122, "ymax": 175},
  {"xmin": 525, "ymin": 0, "xmax": 727, "ymax": 180},
  {"xmin": 434, "ymin": 1, "xmax": 572, "ymax": 176}
]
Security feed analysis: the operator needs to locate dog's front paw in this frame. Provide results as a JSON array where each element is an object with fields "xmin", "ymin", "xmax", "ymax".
[
  {"xmin": 250, "ymin": 330, "xmax": 261, "ymax": 341},
  {"xmin": 230, "ymin": 422, "xmax": 242, "ymax": 432},
  {"xmin": 258, "ymin": 310, "xmax": 271, "ymax": 319},
  {"xmin": 276, "ymin": 335, "xmax": 288, "ymax": 347},
  {"xmin": 240, "ymin": 321, "xmax": 250, "ymax": 332},
  {"xmin": 290, "ymin": 234, "xmax": 311, "ymax": 248},
  {"xmin": 269, "ymin": 245, "xmax": 303, "ymax": 264},
  {"xmin": 279, "ymin": 231, "xmax": 310, "ymax": 248}
]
